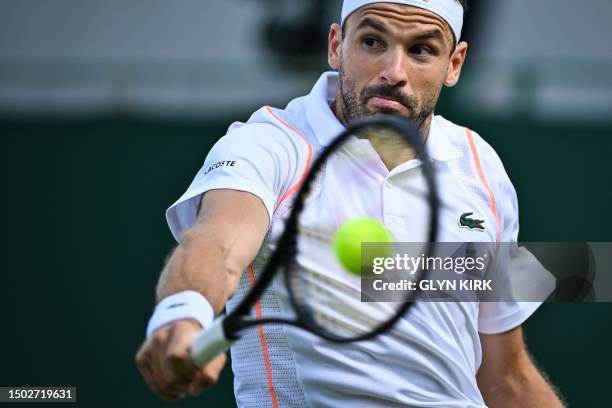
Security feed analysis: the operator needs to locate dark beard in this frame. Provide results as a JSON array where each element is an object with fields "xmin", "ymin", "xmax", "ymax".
[{"xmin": 337, "ymin": 65, "xmax": 439, "ymax": 135}]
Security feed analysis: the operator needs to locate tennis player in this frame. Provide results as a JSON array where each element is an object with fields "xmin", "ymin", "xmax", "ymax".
[{"xmin": 136, "ymin": 1, "xmax": 564, "ymax": 406}]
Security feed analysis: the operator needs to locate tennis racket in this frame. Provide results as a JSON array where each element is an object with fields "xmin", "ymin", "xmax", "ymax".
[{"xmin": 190, "ymin": 114, "xmax": 440, "ymax": 367}]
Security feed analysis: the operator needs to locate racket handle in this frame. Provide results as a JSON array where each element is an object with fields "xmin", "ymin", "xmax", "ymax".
[{"xmin": 190, "ymin": 317, "xmax": 232, "ymax": 367}]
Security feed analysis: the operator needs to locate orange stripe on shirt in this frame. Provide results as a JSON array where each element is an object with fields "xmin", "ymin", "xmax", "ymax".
[
  {"xmin": 465, "ymin": 128, "xmax": 503, "ymax": 242},
  {"xmin": 246, "ymin": 265, "xmax": 279, "ymax": 408},
  {"xmin": 264, "ymin": 106, "xmax": 314, "ymax": 210}
]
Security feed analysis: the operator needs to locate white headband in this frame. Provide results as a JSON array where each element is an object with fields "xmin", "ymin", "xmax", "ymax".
[{"xmin": 341, "ymin": 0, "xmax": 464, "ymax": 43}]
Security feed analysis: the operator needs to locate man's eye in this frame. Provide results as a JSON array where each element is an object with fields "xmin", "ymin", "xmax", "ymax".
[
  {"xmin": 411, "ymin": 45, "xmax": 433, "ymax": 56},
  {"xmin": 363, "ymin": 37, "xmax": 381, "ymax": 48}
]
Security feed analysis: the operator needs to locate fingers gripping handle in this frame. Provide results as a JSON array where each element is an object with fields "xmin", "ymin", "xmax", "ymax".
[{"xmin": 190, "ymin": 317, "xmax": 232, "ymax": 367}]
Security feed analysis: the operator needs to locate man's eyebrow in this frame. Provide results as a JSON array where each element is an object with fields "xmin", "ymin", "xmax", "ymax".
[
  {"xmin": 355, "ymin": 18, "xmax": 388, "ymax": 34},
  {"xmin": 413, "ymin": 30, "xmax": 446, "ymax": 43}
]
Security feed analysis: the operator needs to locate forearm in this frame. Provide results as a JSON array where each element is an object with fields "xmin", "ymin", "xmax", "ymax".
[
  {"xmin": 156, "ymin": 230, "xmax": 243, "ymax": 314},
  {"xmin": 478, "ymin": 355, "xmax": 564, "ymax": 407}
]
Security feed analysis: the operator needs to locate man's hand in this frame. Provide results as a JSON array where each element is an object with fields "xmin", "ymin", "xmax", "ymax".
[{"xmin": 136, "ymin": 320, "xmax": 227, "ymax": 400}]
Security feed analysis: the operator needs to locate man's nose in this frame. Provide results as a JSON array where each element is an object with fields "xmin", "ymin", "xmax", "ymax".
[{"xmin": 379, "ymin": 48, "xmax": 408, "ymax": 87}]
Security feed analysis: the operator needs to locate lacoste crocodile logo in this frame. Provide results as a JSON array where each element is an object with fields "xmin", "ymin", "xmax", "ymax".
[{"xmin": 459, "ymin": 212, "xmax": 485, "ymax": 231}]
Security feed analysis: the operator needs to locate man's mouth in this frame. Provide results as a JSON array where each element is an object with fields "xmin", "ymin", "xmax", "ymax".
[{"xmin": 368, "ymin": 95, "xmax": 405, "ymax": 111}]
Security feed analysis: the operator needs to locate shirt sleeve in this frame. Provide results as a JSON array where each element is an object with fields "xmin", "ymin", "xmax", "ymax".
[
  {"xmin": 165, "ymin": 122, "xmax": 308, "ymax": 242},
  {"xmin": 476, "ymin": 134, "xmax": 543, "ymax": 334}
]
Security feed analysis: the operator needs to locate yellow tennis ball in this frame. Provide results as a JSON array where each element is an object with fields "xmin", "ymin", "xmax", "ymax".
[{"xmin": 333, "ymin": 218, "xmax": 393, "ymax": 276}]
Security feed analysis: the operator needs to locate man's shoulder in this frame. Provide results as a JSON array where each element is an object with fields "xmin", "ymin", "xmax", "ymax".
[
  {"xmin": 435, "ymin": 115, "xmax": 513, "ymax": 188},
  {"xmin": 227, "ymin": 106, "xmax": 290, "ymax": 135},
  {"xmin": 211, "ymin": 105, "xmax": 314, "ymax": 164},
  {"xmin": 435, "ymin": 115, "xmax": 494, "ymax": 155},
  {"xmin": 435, "ymin": 115, "xmax": 503, "ymax": 170}
]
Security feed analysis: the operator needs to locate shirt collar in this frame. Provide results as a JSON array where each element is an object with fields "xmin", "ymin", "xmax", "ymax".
[
  {"xmin": 305, "ymin": 71, "xmax": 345, "ymax": 147},
  {"xmin": 305, "ymin": 71, "xmax": 462, "ymax": 162}
]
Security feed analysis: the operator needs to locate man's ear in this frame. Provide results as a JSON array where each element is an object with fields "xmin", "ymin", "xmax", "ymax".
[
  {"xmin": 444, "ymin": 41, "xmax": 468, "ymax": 87},
  {"xmin": 328, "ymin": 23, "xmax": 342, "ymax": 70}
]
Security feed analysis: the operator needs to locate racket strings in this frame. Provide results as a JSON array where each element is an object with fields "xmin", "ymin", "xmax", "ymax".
[
  {"xmin": 289, "ymin": 259, "xmax": 400, "ymax": 337},
  {"xmin": 296, "ymin": 224, "xmax": 334, "ymax": 244}
]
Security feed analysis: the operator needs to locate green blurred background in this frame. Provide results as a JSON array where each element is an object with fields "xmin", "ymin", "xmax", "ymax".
[{"xmin": 1, "ymin": 0, "xmax": 611, "ymax": 406}]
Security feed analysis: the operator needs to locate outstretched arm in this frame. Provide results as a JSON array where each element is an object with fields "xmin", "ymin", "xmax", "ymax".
[{"xmin": 136, "ymin": 189, "xmax": 270, "ymax": 400}]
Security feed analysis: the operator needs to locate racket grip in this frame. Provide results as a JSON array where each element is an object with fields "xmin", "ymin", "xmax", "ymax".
[{"xmin": 190, "ymin": 317, "xmax": 232, "ymax": 367}]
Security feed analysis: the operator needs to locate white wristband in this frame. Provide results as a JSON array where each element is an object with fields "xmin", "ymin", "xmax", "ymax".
[{"xmin": 146, "ymin": 291, "xmax": 215, "ymax": 338}]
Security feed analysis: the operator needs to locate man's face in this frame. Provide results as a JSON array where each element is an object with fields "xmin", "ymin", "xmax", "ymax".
[{"xmin": 329, "ymin": 3, "xmax": 467, "ymax": 133}]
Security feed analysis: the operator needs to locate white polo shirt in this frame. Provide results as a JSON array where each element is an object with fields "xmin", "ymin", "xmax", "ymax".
[{"xmin": 166, "ymin": 72, "xmax": 541, "ymax": 407}]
